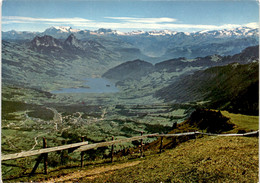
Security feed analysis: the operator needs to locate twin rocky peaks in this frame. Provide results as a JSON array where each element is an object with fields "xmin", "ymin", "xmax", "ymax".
[
  {"xmin": 30, "ymin": 34, "xmax": 104, "ymax": 56},
  {"xmin": 32, "ymin": 34, "xmax": 80, "ymax": 49}
]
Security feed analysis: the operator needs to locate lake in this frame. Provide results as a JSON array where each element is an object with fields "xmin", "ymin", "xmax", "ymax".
[{"xmin": 51, "ymin": 78, "xmax": 119, "ymax": 94}]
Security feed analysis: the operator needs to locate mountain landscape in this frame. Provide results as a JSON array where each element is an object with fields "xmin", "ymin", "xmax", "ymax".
[
  {"xmin": 2, "ymin": 26, "xmax": 258, "ymax": 89},
  {"xmin": 2, "ymin": 25, "xmax": 259, "ymax": 182},
  {"xmin": 3, "ymin": 26, "xmax": 258, "ymax": 61}
]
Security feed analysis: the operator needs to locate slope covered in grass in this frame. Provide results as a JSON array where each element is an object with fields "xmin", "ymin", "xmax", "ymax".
[
  {"xmin": 76, "ymin": 136, "xmax": 258, "ymax": 182},
  {"xmin": 220, "ymin": 110, "xmax": 259, "ymax": 132},
  {"xmin": 141, "ymin": 109, "xmax": 258, "ymax": 152}
]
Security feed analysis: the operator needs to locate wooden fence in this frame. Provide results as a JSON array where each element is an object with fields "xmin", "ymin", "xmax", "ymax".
[{"xmin": 1, "ymin": 130, "xmax": 258, "ymax": 176}]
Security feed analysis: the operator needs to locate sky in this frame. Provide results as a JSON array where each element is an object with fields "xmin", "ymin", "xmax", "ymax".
[{"xmin": 2, "ymin": 0, "xmax": 259, "ymax": 32}]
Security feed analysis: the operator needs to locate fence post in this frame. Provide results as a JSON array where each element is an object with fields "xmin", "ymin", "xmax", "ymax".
[
  {"xmin": 159, "ymin": 136, "xmax": 164, "ymax": 153},
  {"xmin": 60, "ymin": 140, "xmax": 66, "ymax": 165},
  {"xmin": 43, "ymin": 137, "xmax": 48, "ymax": 175},
  {"xmin": 140, "ymin": 131, "xmax": 144, "ymax": 158},
  {"xmin": 111, "ymin": 136, "xmax": 114, "ymax": 163},
  {"xmin": 81, "ymin": 137, "xmax": 84, "ymax": 168},
  {"xmin": 29, "ymin": 154, "xmax": 44, "ymax": 176}
]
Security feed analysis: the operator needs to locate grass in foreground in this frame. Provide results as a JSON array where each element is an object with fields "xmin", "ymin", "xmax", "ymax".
[{"xmin": 78, "ymin": 136, "xmax": 258, "ymax": 183}]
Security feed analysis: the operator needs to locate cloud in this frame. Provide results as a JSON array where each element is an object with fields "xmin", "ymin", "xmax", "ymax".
[
  {"xmin": 2, "ymin": 16, "xmax": 92, "ymax": 24},
  {"xmin": 2, "ymin": 16, "xmax": 257, "ymax": 32},
  {"xmin": 71, "ymin": 21, "xmax": 242, "ymax": 31},
  {"xmin": 105, "ymin": 17, "xmax": 177, "ymax": 23},
  {"xmin": 2, "ymin": 20, "xmax": 35, "ymax": 24}
]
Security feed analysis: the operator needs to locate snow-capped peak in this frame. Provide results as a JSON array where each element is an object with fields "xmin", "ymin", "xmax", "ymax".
[
  {"xmin": 52, "ymin": 26, "xmax": 72, "ymax": 32},
  {"xmin": 199, "ymin": 30, "xmax": 210, "ymax": 34},
  {"xmin": 195, "ymin": 26, "xmax": 258, "ymax": 38},
  {"xmin": 44, "ymin": 26, "xmax": 80, "ymax": 34}
]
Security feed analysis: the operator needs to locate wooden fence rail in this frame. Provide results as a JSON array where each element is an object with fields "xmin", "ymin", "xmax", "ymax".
[
  {"xmin": 2, "ymin": 131, "xmax": 258, "ymax": 161},
  {"xmin": 198, "ymin": 131, "xmax": 259, "ymax": 137},
  {"xmin": 1, "ymin": 141, "xmax": 90, "ymax": 161},
  {"xmin": 74, "ymin": 133, "xmax": 158, "ymax": 152},
  {"xmin": 157, "ymin": 131, "xmax": 259, "ymax": 137},
  {"xmin": 157, "ymin": 132, "xmax": 196, "ymax": 137},
  {"xmin": 1, "ymin": 130, "xmax": 258, "ymax": 176}
]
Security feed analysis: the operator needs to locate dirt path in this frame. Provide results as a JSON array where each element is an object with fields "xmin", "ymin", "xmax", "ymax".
[{"xmin": 47, "ymin": 161, "xmax": 141, "ymax": 182}]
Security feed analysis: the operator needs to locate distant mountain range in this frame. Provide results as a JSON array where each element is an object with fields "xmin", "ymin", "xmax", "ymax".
[
  {"xmin": 3, "ymin": 26, "xmax": 259, "ymax": 61},
  {"xmin": 3, "ymin": 26, "xmax": 258, "ymax": 38}
]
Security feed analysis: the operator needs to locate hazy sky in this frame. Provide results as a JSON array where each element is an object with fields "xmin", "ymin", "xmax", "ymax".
[{"xmin": 2, "ymin": 0, "xmax": 259, "ymax": 32}]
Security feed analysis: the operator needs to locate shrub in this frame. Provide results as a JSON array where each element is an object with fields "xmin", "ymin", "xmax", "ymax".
[{"xmin": 184, "ymin": 109, "xmax": 234, "ymax": 133}]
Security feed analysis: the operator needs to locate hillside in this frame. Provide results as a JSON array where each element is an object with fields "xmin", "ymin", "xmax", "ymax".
[
  {"xmin": 82, "ymin": 136, "xmax": 258, "ymax": 183},
  {"xmin": 155, "ymin": 62, "xmax": 259, "ymax": 115},
  {"xmin": 102, "ymin": 59, "xmax": 154, "ymax": 81},
  {"xmin": 163, "ymin": 37, "xmax": 258, "ymax": 59},
  {"xmin": 7, "ymin": 136, "xmax": 258, "ymax": 182},
  {"xmin": 155, "ymin": 45, "xmax": 259, "ymax": 72},
  {"xmin": 2, "ymin": 37, "xmax": 121, "ymax": 90},
  {"xmin": 101, "ymin": 46, "xmax": 259, "ymax": 114}
]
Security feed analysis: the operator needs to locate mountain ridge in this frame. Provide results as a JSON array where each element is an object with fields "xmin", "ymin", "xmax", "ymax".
[
  {"xmin": 3, "ymin": 26, "xmax": 257, "ymax": 38},
  {"xmin": 3, "ymin": 26, "xmax": 258, "ymax": 60}
]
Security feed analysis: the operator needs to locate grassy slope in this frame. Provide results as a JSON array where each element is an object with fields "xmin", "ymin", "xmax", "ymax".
[
  {"xmin": 7, "ymin": 136, "xmax": 258, "ymax": 182},
  {"xmin": 220, "ymin": 110, "xmax": 259, "ymax": 132},
  {"xmin": 87, "ymin": 136, "xmax": 258, "ymax": 183}
]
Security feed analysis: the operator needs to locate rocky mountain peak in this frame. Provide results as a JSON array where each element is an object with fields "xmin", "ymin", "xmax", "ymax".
[
  {"xmin": 45, "ymin": 26, "xmax": 73, "ymax": 33},
  {"xmin": 64, "ymin": 34, "xmax": 81, "ymax": 47},
  {"xmin": 31, "ymin": 35, "xmax": 63, "ymax": 48}
]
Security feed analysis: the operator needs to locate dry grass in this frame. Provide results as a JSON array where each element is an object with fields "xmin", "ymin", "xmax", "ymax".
[
  {"xmin": 47, "ymin": 161, "xmax": 141, "ymax": 182},
  {"xmin": 82, "ymin": 136, "xmax": 258, "ymax": 182}
]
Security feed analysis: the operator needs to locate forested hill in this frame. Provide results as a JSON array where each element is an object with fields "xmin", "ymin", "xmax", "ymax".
[{"xmin": 155, "ymin": 62, "xmax": 259, "ymax": 115}]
